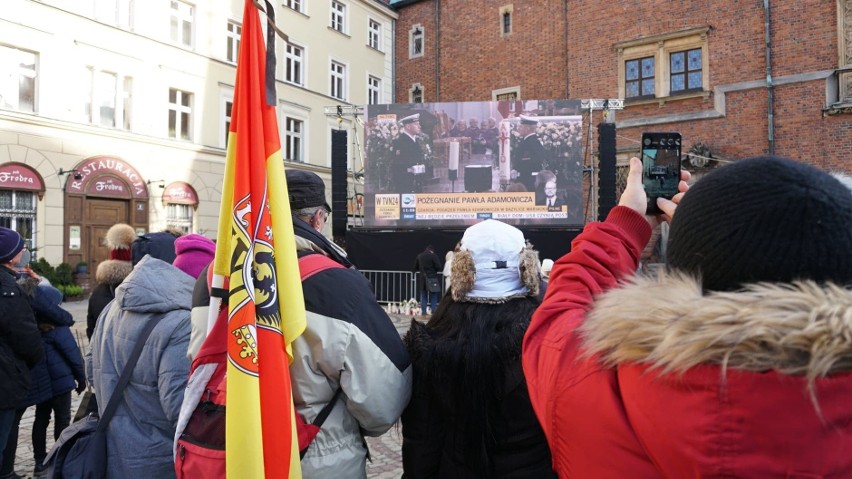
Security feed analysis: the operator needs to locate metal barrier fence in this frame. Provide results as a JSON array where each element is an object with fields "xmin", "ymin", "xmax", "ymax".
[{"xmin": 360, "ymin": 270, "xmax": 445, "ymax": 305}]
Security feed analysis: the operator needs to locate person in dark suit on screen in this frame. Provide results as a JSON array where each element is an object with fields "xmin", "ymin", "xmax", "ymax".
[
  {"xmin": 392, "ymin": 113, "xmax": 425, "ymax": 193},
  {"xmin": 511, "ymin": 116, "xmax": 546, "ymax": 191}
]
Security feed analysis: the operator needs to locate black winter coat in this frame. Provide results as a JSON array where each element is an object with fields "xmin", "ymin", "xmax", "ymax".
[
  {"xmin": 413, "ymin": 250, "xmax": 443, "ymax": 293},
  {"xmin": 0, "ymin": 267, "xmax": 43, "ymax": 409},
  {"xmin": 87, "ymin": 259, "xmax": 132, "ymax": 339},
  {"xmin": 401, "ymin": 303, "xmax": 555, "ymax": 479}
]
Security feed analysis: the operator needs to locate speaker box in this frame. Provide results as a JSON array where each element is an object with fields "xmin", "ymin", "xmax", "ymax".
[
  {"xmin": 464, "ymin": 165, "xmax": 492, "ymax": 192},
  {"xmin": 598, "ymin": 123, "xmax": 616, "ymax": 221},
  {"xmin": 331, "ymin": 130, "xmax": 347, "ymax": 240}
]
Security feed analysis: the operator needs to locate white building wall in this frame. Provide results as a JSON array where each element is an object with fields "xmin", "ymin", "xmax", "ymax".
[{"xmin": 0, "ymin": 0, "xmax": 396, "ymax": 263}]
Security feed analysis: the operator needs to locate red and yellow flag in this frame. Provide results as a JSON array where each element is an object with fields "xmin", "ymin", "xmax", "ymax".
[{"xmin": 211, "ymin": 1, "xmax": 305, "ymax": 477}]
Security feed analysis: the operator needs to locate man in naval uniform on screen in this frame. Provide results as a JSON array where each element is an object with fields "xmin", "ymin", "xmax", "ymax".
[
  {"xmin": 392, "ymin": 113, "xmax": 425, "ymax": 193},
  {"xmin": 511, "ymin": 116, "xmax": 546, "ymax": 191}
]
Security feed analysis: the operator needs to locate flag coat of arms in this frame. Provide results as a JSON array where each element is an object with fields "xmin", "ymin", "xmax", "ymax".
[{"xmin": 211, "ymin": 1, "xmax": 306, "ymax": 477}]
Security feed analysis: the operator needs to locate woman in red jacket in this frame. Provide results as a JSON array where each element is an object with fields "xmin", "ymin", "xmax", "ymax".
[{"xmin": 523, "ymin": 156, "xmax": 852, "ymax": 478}]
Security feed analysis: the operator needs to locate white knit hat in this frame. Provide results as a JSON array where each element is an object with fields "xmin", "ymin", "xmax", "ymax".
[{"xmin": 450, "ymin": 219, "xmax": 540, "ymax": 303}]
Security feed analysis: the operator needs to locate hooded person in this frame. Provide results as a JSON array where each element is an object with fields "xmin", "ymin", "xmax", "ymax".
[
  {"xmin": 86, "ymin": 231, "xmax": 194, "ymax": 477},
  {"xmin": 16, "ymin": 277, "xmax": 85, "ymax": 477},
  {"xmin": 131, "ymin": 228, "xmax": 182, "ymax": 266},
  {"xmin": 87, "ymin": 223, "xmax": 135, "ymax": 339},
  {"xmin": 402, "ymin": 219, "xmax": 556, "ymax": 478},
  {"xmin": 523, "ymin": 156, "xmax": 852, "ymax": 477}
]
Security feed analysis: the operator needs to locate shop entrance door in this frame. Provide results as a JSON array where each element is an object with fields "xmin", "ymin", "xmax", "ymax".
[{"xmin": 86, "ymin": 199, "xmax": 130, "ymax": 272}]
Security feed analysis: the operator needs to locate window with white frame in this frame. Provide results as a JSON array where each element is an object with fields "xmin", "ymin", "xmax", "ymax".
[
  {"xmin": 0, "ymin": 45, "xmax": 37, "ymax": 113},
  {"xmin": 284, "ymin": 0, "xmax": 304, "ymax": 14},
  {"xmin": 168, "ymin": 88, "xmax": 193, "ymax": 140},
  {"xmin": 166, "ymin": 203, "xmax": 193, "ymax": 234},
  {"xmin": 409, "ymin": 25, "xmax": 424, "ymax": 58},
  {"xmin": 170, "ymin": 0, "xmax": 194, "ymax": 47},
  {"xmin": 368, "ymin": 75, "xmax": 381, "ymax": 105},
  {"xmin": 226, "ymin": 20, "xmax": 241, "ymax": 63},
  {"xmin": 617, "ymin": 27, "xmax": 710, "ymax": 101},
  {"xmin": 0, "ymin": 190, "xmax": 36, "ymax": 251},
  {"xmin": 285, "ymin": 43, "xmax": 304, "ymax": 85},
  {"xmin": 331, "ymin": 1, "xmax": 346, "ymax": 33},
  {"xmin": 409, "ymin": 83, "xmax": 423, "ymax": 103},
  {"xmin": 368, "ymin": 19, "xmax": 382, "ymax": 50},
  {"xmin": 85, "ymin": 68, "xmax": 132, "ymax": 129},
  {"xmin": 284, "ymin": 117, "xmax": 304, "ymax": 162},
  {"xmin": 95, "ymin": 0, "xmax": 134, "ymax": 28},
  {"xmin": 330, "ymin": 60, "xmax": 346, "ymax": 100}
]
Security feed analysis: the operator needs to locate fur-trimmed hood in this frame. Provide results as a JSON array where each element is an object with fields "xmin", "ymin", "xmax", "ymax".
[
  {"xmin": 581, "ymin": 272, "xmax": 852, "ymax": 381},
  {"xmin": 95, "ymin": 259, "xmax": 133, "ymax": 286}
]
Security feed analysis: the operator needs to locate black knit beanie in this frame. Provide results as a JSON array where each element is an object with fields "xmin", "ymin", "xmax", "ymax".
[{"xmin": 666, "ymin": 156, "xmax": 852, "ymax": 292}]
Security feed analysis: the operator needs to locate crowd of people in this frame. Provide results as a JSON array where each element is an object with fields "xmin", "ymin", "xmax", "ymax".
[{"xmin": 1, "ymin": 154, "xmax": 851, "ymax": 478}]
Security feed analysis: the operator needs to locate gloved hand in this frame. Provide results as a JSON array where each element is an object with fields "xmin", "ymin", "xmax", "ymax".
[{"xmin": 75, "ymin": 379, "xmax": 87, "ymax": 395}]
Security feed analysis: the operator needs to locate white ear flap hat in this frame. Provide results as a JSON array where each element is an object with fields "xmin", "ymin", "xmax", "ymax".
[{"xmin": 450, "ymin": 219, "xmax": 540, "ymax": 303}]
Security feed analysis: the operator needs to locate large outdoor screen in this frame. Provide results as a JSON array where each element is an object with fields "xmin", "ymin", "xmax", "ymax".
[{"xmin": 362, "ymin": 99, "xmax": 585, "ymax": 229}]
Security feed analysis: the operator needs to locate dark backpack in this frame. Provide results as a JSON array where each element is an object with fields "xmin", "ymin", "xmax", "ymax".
[{"xmin": 174, "ymin": 254, "xmax": 344, "ymax": 478}]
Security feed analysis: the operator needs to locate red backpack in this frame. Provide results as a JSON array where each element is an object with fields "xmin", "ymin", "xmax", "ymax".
[{"xmin": 174, "ymin": 254, "xmax": 344, "ymax": 478}]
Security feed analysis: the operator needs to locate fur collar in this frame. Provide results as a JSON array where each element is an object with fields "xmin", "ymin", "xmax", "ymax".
[
  {"xmin": 95, "ymin": 259, "xmax": 132, "ymax": 286},
  {"xmin": 580, "ymin": 272, "xmax": 852, "ymax": 381}
]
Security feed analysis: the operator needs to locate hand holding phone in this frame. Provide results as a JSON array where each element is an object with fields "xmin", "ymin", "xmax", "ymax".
[{"xmin": 641, "ymin": 132, "xmax": 682, "ymax": 215}]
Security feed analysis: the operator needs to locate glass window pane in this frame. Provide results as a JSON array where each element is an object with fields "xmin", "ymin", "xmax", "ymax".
[
  {"xmin": 641, "ymin": 79, "xmax": 655, "ymax": 95},
  {"xmin": 168, "ymin": 110, "xmax": 176, "ymax": 136},
  {"xmin": 180, "ymin": 112, "xmax": 190, "ymax": 138},
  {"xmin": 169, "ymin": 89, "xmax": 177, "ymax": 103},
  {"xmin": 641, "ymin": 57, "xmax": 654, "ymax": 77},
  {"xmin": 626, "ymin": 81, "xmax": 639, "ymax": 98},
  {"xmin": 19, "ymin": 76, "xmax": 34, "ymax": 112},
  {"xmin": 170, "ymin": 18, "xmax": 179, "ymax": 41},
  {"xmin": 17, "ymin": 217, "xmax": 32, "ymax": 240},
  {"xmin": 182, "ymin": 21, "xmax": 192, "ymax": 45},
  {"xmin": 688, "ymin": 71, "xmax": 702, "ymax": 89},
  {"xmin": 625, "ymin": 60, "xmax": 638, "ymax": 81},
  {"xmin": 0, "ymin": 191, "xmax": 13, "ymax": 210},
  {"xmin": 181, "ymin": 92, "xmax": 190, "ymax": 107},
  {"xmin": 671, "ymin": 73, "xmax": 685, "ymax": 92},
  {"xmin": 671, "ymin": 52, "xmax": 684, "ymax": 73},
  {"xmin": 688, "ymin": 49, "xmax": 702, "ymax": 70},
  {"xmin": 19, "ymin": 190, "xmax": 34, "ymax": 210}
]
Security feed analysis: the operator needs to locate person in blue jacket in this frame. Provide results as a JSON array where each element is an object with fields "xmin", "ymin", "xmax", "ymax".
[{"xmin": 20, "ymin": 279, "xmax": 86, "ymax": 477}]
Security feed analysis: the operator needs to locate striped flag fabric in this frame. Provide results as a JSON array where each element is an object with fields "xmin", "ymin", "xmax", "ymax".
[{"xmin": 209, "ymin": 1, "xmax": 306, "ymax": 477}]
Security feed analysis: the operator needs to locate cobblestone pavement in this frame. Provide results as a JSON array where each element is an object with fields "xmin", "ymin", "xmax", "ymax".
[{"xmin": 8, "ymin": 300, "xmax": 422, "ymax": 478}]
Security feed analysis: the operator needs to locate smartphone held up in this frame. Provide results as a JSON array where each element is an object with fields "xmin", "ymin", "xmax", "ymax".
[{"xmin": 641, "ymin": 132, "xmax": 681, "ymax": 215}]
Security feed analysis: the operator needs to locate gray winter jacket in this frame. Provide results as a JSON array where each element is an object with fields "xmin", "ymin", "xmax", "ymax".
[
  {"xmin": 292, "ymin": 242, "xmax": 413, "ymax": 478},
  {"xmin": 86, "ymin": 255, "xmax": 194, "ymax": 478}
]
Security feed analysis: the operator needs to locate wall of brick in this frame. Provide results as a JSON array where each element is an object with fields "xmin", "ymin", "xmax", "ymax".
[
  {"xmin": 395, "ymin": 0, "xmax": 568, "ymax": 102},
  {"xmin": 394, "ymin": 0, "xmax": 852, "ymax": 172},
  {"xmin": 395, "ymin": 0, "xmax": 438, "ymax": 102}
]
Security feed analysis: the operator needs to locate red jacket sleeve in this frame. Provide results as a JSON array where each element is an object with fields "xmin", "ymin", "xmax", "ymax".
[{"xmin": 522, "ymin": 206, "xmax": 651, "ymax": 439}]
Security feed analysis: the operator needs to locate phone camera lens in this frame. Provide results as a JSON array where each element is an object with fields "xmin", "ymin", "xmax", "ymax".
[{"xmin": 643, "ymin": 138, "xmax": 651, "ymax": 146}]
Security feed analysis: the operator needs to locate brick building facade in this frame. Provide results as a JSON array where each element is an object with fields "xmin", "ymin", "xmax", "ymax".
[{"xmin": 392, "ymin": 0, "xmax": 852, "ymax": 175}]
